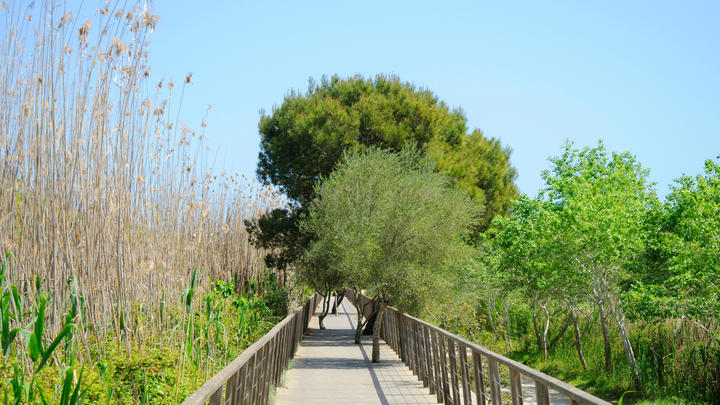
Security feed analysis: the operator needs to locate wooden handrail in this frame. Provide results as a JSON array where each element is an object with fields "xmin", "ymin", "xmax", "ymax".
[
  {"xmin": 181, "ymin": 293, "xmax": 321, "ymax": 405},
  {"xmin": 347, "ymin": 290, "xmax": 612, "ymax": 405}
]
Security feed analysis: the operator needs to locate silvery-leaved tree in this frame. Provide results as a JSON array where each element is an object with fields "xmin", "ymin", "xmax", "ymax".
[{"xmin": 301, "ymin": 147, "xmax": 477, "ymax": 362}]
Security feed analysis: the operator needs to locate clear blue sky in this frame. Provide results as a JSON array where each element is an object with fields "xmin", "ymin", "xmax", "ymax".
[{"xmin": 145, "ymin": 0, "xmax": 720, "ymax": 197}]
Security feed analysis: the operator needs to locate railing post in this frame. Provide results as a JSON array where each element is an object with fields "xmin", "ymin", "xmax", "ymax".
[
  {"xmin": 209, "ymin": 386, "xmax": 222, "ymax": 405},
  {"xmin": 395, "ymin": 311, "xmax": 402, "ymax": 356},
  {"xmin": 409, "ymin": 318, "xmax": 417, "ymax": 374},
  {"xmin": 245, "ymin": 353, "xmax": 257, "ymax": 405},
  {"xmin": 416, "ymin": 322, "xmax": 426, "ymax": 382},
  {"xmin": 398, "ymin": 314, "xmax": 406, "ymax": 362},
  {"xmin": 510, "ymin": 368, "xmax": 523, "ymax": 405},
  {"xmin": 487, "ymin": 358, "xmax": 502, "ymax": 405},
  {"xmin": 472, "ymin": 351, "xmax": 486, "ymax": 405},
  {"xmin": 535, "ymin": 380, "xmax": 550, "ymax": 405},
  {"xmin": 223, "ymin": 367, "xmax": 238, "ymax": 405},
  {"xmin": 431, "ymin": 329, "xmax": 443, "ymax": 403},
  {"xmin": 437, "ymin": 332, "xmax": 451, "ymax": 405},
  {"xmin": 459, "ymin": 344, "xmax": 471, "ymax": 405},
  {"xmin": 422, "ymin": 324, "xmax": 434, "ymax": 391},
  {"xmin": 238, "ymin": 363, "xmax": 248, "ymax": 405},
  {"xmin": 407, "ymin": 316, "xmax": 415, "ymax": 372},
  {"xmin": 448, "ymin": 339, "xmax": 461, "ymax": 405}
]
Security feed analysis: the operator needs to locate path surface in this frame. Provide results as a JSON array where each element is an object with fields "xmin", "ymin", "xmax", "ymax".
[
  {"xmin": 276, "ymin": 300, "xmax": 574, "ymax": 405},
  {"xmin": 275, "ymin": 300, "xmax": 437, "ymax": 405}
]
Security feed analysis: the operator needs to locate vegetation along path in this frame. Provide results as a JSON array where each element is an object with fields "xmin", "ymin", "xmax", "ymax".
[{"xmin": 275, "ymin": 300, "xmax": 437, "ymax": 404}]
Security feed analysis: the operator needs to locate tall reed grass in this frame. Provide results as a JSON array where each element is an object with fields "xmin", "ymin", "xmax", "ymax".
[{"xmin": 0, "ymin": 0, "xmax": 283, "ymax": 345}]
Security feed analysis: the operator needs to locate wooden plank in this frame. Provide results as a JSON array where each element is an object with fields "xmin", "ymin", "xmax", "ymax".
[
  {"xmin": 488, "ymin": 358, "xmax": 501, "ymax": 405},
  {"xmin": 448, "ymin": 339, "xmax": 460, "ymax": 405},
  {"xmin": 536, "ymin": 380, "xmax": 550, "ymax": 405},
  {"xmin": 459, "ymin": 345, "xmax": 471, "ymax": 405},
  {"xmin": 510, "ymin": 368, "xmax": 523, "ymax": 405},
  {"xmin": 472, "ymin": 351, "xmax": 486, "ymax": 405}
]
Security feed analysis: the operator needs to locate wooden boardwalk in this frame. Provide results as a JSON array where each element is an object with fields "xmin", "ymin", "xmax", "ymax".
[
  {"xmin": 183, "ymin": 292, "xmax": 609, "ymax": 405},
  {"xmin": 275, "ymin": 300, "xmax": 437, "ymax": 405}
]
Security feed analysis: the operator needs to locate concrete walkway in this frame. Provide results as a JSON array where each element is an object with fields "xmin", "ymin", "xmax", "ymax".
[{"xmin": 275, "ymin": 300, "xmax": 437, "ymax": 405}]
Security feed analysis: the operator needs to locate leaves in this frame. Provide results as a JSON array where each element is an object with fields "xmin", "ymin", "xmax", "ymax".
[{"xmin": 301, "ymin": 147, "xmax": 477, "ymax": 312}]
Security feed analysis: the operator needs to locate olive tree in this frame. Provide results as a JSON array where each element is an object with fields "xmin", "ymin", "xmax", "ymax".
[{"xmin": 301, "ymin": 147, "xmax": 476, "ymax": 362}]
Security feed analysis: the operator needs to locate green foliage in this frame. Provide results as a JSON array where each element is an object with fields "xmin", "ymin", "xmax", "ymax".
[
  {"xmin": 257, "ymin": 74, "xmax": 469, "ymax": 205},
  {"xmin": 437, "ymin": 143, "xmax": 719, "ymax": 404},
  {"xmin": 250, "ymin": 74, "xmax": 517, "ymax": 272},
  {"xmin": 627, "ymin": 158, "xmax": 720, "ymax": 323},
  {"xmin": 0, "ymin": 255, "xmax": 284, "ymax": 404},
  {"xmin": 301, "ymin": 147, "xmax": 477, "ymax": 311},
  {"xmin": 540, "ymin": 140, "xmax": 656, "ymax": 275},
  {"xmin": 431, "ymin": 129, "xmax": 518, "ymax": 231}
]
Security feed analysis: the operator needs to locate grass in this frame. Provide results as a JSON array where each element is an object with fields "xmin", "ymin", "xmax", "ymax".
[{"xmin": 0, "ymin": 257, "xmax": 290, "ymax": 403}]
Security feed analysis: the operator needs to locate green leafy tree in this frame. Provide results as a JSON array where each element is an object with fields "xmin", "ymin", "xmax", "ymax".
[
  {"xmin": 540, "ymin": 141, "xmax": 656, "ymax": 386},
  {"xmin": 301, "ymin": 147, "xmax": 476, "ymax": 362},
  {"xmin": 627, "ymin": 158, "xmax": 720, "ymax": 328},
  {"xmin": 492, "ymin": 197, "xmax": 567, "ymax": 360},
  {"xmin": 248, "ymin": 74, "xmax": 517, "ymax": 273},
  {"xmin": 491, "ymin": 195, "xmax": 591, "ymax": 366}
]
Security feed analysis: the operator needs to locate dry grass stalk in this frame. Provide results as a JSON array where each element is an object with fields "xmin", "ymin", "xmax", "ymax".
[{"xmin": 0, "ymin": 1, "xmax": 285, "ymax": 344}]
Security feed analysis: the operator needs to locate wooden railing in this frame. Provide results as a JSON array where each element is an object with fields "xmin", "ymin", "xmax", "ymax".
[
  {"xmin": 181, "ymin": 293, "xmax": 321, "ymax": 405},
  {"xmin": 349, "ymin": 292, "xmax": 611, "ymax": 405}
]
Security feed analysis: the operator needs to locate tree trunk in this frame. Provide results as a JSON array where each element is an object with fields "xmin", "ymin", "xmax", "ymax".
[
  {"xmin": 353, "ymin": 289, "xmax": 365, "ymax": 344},
  {"xmin": 487, "ymin": 293, "xmax": 496, "ymax": 334},
  {"xmin": 597, "ymin": 299, "xmax": 612, "ymax": 372},
  {"xmin": 355, "ymin": 309, "xmax": 364, "ymax": 344},
  {"xmin": 540, "ymin": 303, "xmax": 550, "ymax": 360},
  {"xmin": 318, "ymin": 291, "xmax": 331, "ymax": 330},
  {"xmin": 571, "ymin": 307, "xmax": 587, "ymax": 370},
  {"xmin": 531, "ymin": 301, "xmax": 543, "ymax": 353},
  {"xmin": 610, "ymin": 300, "xmax": 641, "ymax": 388},
  {"xmin": 372, "ymin": 303, "xmax": 387, "ymax": 363},
  {"xmin": 503, "ymin": 299, "xmax": 512, "ymax": 348},
  {"xmin": 548, "ymin": 312, "xmax": 572, "ymax": 350}
]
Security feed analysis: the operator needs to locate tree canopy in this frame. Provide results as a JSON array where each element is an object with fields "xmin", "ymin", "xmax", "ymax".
[
  {"xmin": 251, "ymin": 75, "xmax": 517, "ymax": 264},
  {"xmin": 627, "ymin": 158, "xmax": 720, "ymax": 324},
  {"xmin": 300, "ymin": 147, "xmax": 476, "ymax": 361}
]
